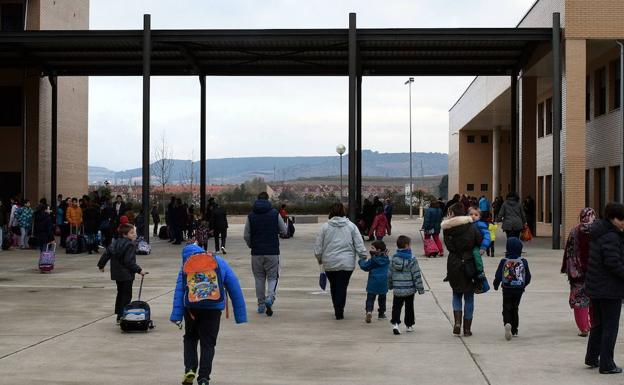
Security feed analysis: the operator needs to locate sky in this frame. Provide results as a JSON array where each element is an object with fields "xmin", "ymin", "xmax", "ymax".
[{"xmin": 88, "ymin": 0, "xmax": 536, "ymax": 171}]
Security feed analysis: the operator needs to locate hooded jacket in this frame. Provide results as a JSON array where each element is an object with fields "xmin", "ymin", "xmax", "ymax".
[
  {"xmin": 498, "ymin": 198, "xmax": 526, "ymax": 232},
  {"xmin": 314, "ymin": 216, "xmax": 367, "ymax": 272},
  {"xmin": 170, "ymin": 244, "xmax": 247, "ymax": 324},
  {"xmin": 585, "ymin": 219, "xmax": 624, "ymax": 299},
  {"xmin": 387, "ymin": 249, "xmax": 425, "ymax": 297},
  {"xmin": 423, "ymin": 207, "xmax": 443, "ymax": 234},
  {"xmin": 369, "ymin": 213, "xmax": 389, "ymax": 238},
  {"xmin": 493, "ymin": 237, "xmax": 531, "ymax": 294},
  {"xmin": 97, "ymin": 237, "xmax": 142, "ymax": 282},
  {"xmin": 442, "ymin": 216, "xmax": 482, "ymax": 293},
  {"xmin": 244, "ymin": 199, "xmax": 287, "ymax": 256},
  {"xmin": 473, "ymin": 219, "xmax": 491, "ymax": 250},
  {"xmin": 358, "ymin": 253, "xmax": 390, "ymax": 294}
]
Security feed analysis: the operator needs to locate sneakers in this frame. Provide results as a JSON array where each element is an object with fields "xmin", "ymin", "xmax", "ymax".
[
  {"xmin": 181, "ymin": 370, "xmax": 196, "ymax": 385},
  {"xmin": 265, "ymin": 298, "xmax": 274, "ymax": 317},
  {"xmin": 197, "ymin": 378, "xmax": 210, "ymax": 385},
  {"xmin": 392, "ymin": 324, "xmax": 401, "ymax": 335},
  {"xmin": 220, "ymin": 246, "xmax": 227, "ymax": 255},
  {"xmin": 365, "ymin": 312, "xmax": 372, "ymax": 324},
  {"xmin": 378, "ymin": 313, "xmax": 387, "ymax": 320},
  {"xmin": 257, "ymin": 304, "xmax": 266, "ymax": 314},
  {"xmin": 504, "ymin": 323, "xmax": 512, "ymax": 341},
  {"xmin": 406, "ymin": 326, "xmax": 415, "ymax": 333}
]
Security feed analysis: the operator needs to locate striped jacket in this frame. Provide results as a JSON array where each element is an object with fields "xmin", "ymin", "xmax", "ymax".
[{"xmin": 388, "ymin": 249, "xmax": 425, "ymax": 297}]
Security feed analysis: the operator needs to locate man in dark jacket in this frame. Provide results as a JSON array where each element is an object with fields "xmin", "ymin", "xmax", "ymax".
[
  {"xmin": 244, "ymin": 192, "xmax": 287, "ymax": 317},
  {"xmin": 585, "ymin": 202, "xmax": 624, "ymax": 374},
  {"xmin": 97, "ymin": 223, "xmax": 147, "ymax": 322},
  {"xmin": 210, "ymin": 202, "xmax": 229, "ymax": 254},
  {"xmin": 82, "ymin": 197, "xmax": 100, "ymax": 254},
  {"xmin": 151, "ymin": 204, "xmax": 160, "ymax": 237}
]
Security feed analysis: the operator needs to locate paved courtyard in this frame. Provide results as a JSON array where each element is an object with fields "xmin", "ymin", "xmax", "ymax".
[{"xmin": 1, "ymin": 217, "xmax": 623, "ymax": 385}]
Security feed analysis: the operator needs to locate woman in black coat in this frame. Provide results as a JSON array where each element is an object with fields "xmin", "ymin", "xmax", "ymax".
[
  {"xmin": 34, "ymin": 204, "xmax": 55, "ymax": 253},
  {"xmin": 442, "ymin": 202, "xmax": 482, "ymax": 337},
  {"xmin": 585, "ymin": 202, "xmax": 624, "ymax": 374}
]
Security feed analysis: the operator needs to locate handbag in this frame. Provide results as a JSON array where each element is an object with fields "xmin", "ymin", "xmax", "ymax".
[
  {"xmin": 520, "ymin": 225, "xmax": 533, "ymax": 242},
  {"xmin": 318, "ymin": 266, "xmax": 327, "ymax": 291}
]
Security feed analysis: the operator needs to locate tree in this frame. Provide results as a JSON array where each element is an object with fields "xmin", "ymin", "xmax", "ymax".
[
  {"xmin": 152, "ymin": 132, "xmax": 174, "ymax": 212},
  {"xmin": 244, "ymin": 177, "xmax": 267, "ymax": 196},
  {"xmin": 179, "ymin": 150, "xmax": 197, "ymax": 204}
]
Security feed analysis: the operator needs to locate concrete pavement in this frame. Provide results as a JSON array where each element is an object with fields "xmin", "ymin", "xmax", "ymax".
[{"xmin": 0, "ymin": 218, "xmax": 622, "ymax": 384}]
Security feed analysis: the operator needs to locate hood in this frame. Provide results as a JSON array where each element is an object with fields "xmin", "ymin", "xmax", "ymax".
[
  {"xmin": 328, "ymin": 216, "xmax": 350, "ymax": 227},
  {"xmin": 589, "ymin": 219, "xmax": 620, "ymax": 240},
  {"xmin": 182, "ymin": 244, "xmax": 206, "ymax": 262},
  {"xmin": 252, "ymin": 199, "xmax": 273, "ymax": 214},
  {"xmin": 441, "ymin": 216, "xmax": 472, "ymax": 230},
  {"xmin": 371, "ymin": 254, "xmax": 390, "ymax": 266},
  {"xmin": 505, "ymin": 198, "xmax": 521, "ymax": 207},
  {"xmin": 505, "ymin": 237, "xmax": 523, "ymax": 258},
  {"xmin": 392, "ymin": 249, "xmax": 413, "ymax": 271}
]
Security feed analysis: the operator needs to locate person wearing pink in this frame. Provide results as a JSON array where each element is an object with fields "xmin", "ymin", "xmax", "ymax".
[
  {"xmin": 561, "ymin": 207, "xmax": 596, "ymax": 337},
  {"xmin": 369, "ymin": 207, "xmax": 389, "ymax": 241}
]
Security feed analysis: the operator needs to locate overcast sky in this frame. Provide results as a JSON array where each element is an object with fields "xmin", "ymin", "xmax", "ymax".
[{"xmin": 88, "ymin": 0, "xmax": 535, "ymax": 171}]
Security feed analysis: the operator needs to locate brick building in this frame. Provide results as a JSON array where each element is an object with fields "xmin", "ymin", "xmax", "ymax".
[
  {"xmin": 449, "ymin": 0, "xmax": 624, "ymax": 243},
  {"xmin": 0, "ymin": 0, "xmax": 88, "ymax": 203}
]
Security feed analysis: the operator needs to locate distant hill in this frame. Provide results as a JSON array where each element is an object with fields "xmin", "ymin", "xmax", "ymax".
[{"xmin": 89, "ymin": 150, "xmax": 448, "ymax": 185}]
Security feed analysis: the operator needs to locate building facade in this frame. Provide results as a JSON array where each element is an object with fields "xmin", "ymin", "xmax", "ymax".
[
  {"xmin": 449, "ymin": 0, "xmax": 624, "ymax": 243},
  {"xmin": 0, "ymin": 0, "xmax": 88, "ymax": 204}
]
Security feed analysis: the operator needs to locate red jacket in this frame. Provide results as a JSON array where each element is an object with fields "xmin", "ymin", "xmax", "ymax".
[{"xmin": 369, "ymin": 213, "xmax": 389, "ymax": 238}]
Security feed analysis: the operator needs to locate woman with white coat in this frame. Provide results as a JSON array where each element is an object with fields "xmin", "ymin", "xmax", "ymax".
[{"xmin": 314, "ymin": 203, "xmax": 368, "ymax": 320}]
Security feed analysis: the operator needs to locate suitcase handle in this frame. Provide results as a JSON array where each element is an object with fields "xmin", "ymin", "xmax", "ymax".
[
  {"xmin": 137, "ymin": 273, "xmax": 147, "ymax": 300},
  {"xmin": 46, "ymin": 242, "xmax": 56, "ymax": 253}
]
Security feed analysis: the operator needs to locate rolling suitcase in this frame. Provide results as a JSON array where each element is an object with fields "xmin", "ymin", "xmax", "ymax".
[
  {"xmin": 39, "ymin": 243, "xmax": 56, "ymax": 273},
  {"xmin": 120, "ymin": 274, "xmax": 154, "ymax": 332},
  {"xmin": 420, "ymin": 230, "xmax": 439, "ymax": 257}
]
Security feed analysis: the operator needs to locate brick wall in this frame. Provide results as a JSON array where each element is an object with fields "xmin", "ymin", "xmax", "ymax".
[{"xmin": 566, "ymin": 0, "xmax": 624, "ymax": 39}]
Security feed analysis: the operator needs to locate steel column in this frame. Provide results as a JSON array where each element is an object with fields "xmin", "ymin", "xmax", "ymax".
[
  {"xmin": 142, "ymin": 14, "xmax": 151, "ymax": 242},
  {"xmin": 348, "ymin": 13, "xmax": 357, "ymax": 221},
  {"xmin": 618, "ymin": 41, "xmax": 624, "ymax": 203},
  {"xmin": 200, "ymin": 75, "xmax": 207, "ymax": 213},
  {"xmin": 552, "ymin": 13, "xmax": 562, "ymax": 249},
  {"xmin": 356, "ymin": 75, "xmax": 362, "ymax": 212},
  {"xmin": 49, "ymin": 75, "xmax": 58, "ymax": 213},
  {"xmin": 510, "ymin": 72, "xmax": 518, "ymax": 194}
]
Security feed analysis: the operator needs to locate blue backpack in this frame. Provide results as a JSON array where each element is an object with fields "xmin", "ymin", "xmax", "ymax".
[{"xmin": 501, "ymin": 258, "xmax": 526, "ymax": 289}]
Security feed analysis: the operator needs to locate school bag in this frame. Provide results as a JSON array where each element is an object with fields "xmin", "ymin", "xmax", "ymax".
[
  {"xmin": 158, "ymin": 225, "xmax": 168, "ymax": 240},
  {"xmin": 183, "ymin": 252, "xmax": 225, "ymax": 307},
  {"xmin": 66, "ymin": 225, "xmax": 86, "ymax": 254},
  {"xmin": 1, "ymin": 231, "xmax": 10, "ymax": 250},
  {"xmin": 38, "ymin": 243, "xmax": 56, "ymax": 273},
  {"xmin": 136, "ymin": 237, "xmax": 151, "ymax": 255},
  {"xmin": 420, "ymin": 230, "xmax": 439, "ymax": 257},
  {"xmin": 120, "ymin": 275, "xmax": 154, "ymax": 332},
  {"xmin": 501, "ymin": 257, "xmax": 527, "ymax": 289}
]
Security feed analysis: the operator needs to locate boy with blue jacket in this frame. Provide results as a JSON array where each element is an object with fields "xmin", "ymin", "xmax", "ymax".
[
  {"xmin": 388, "ymin": 236, "xmax": 425, "ymax": 335},
  {"xmin": 493, "ymin": 237, "xmax": 531, "ymax": 341},
  {"xmin": 469, "ymin": 207, "xmax": 491, "ymax": 255},
  {"xmin": 358, "ymin": 240, "xmax": 390, "ymax": 323},
  {"xmin": 170, "ymin": 244, "xmax": 247, "ymax": 385}
]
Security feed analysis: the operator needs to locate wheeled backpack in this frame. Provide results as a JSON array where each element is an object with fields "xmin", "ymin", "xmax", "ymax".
[
  {"xmin": 39, "ymin": 243, "xmax": 56, "ymax": 273},
  {"xmin": 158, "ymin": 225, "xmax": 169, "ymax": 240},
  {"xmin": 120, "ymin": 275, "xmax": 154, "ymax": 332}
]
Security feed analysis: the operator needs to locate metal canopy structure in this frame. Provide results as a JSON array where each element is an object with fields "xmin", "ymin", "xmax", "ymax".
[
  {"xmin": 0, "ymin": 28, "xmax": 550, "ymax": 76},
  {"xmin": 0, "ymin": 13, "xmax": 560, "ymax": 245}
]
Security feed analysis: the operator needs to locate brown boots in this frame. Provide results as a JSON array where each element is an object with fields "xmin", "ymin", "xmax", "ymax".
[
  {"xmin": 453, "ymin": 311, "xmax": 462, "ymax": 335},
  {"xmin": 463, "ymin": 318, "xmax": 473, "ymax": 337}
]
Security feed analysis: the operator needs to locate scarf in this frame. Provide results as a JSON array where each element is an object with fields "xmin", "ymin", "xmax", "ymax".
[{"xmin": 562, "ymin": 208, "xmax": 596, "ymax": 280}]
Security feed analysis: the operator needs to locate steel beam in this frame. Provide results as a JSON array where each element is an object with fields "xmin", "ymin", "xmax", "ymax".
[
  {"xmin": 510, "ymin": 72, "xmax": 518, "ymax": 194},
  {"xmin": 356, "ymin": 74, "xmax": 362, "ymax": 212},
  {"xmin": 200, "ymin": 75, "xmax": 207, "ymax": 213},
  {"xmin": 142, "ymin": 14, "xmax": 151, "ymax": 242},
  {"xmin": 552, "ymin": 13, "xmax": 562, "ymax": 249},
  {"xmin": 49, "ymin": 75, "xmax": 57, "ymax": 213},
  {"xmin": 348, "ymin": 13, "xmax": 357, "ymax": 221}
]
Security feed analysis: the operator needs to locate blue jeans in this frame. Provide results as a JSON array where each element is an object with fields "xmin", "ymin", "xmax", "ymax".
[{"xmin": 452, "ymin": 291, "xmax": 474, "ymax": 320}]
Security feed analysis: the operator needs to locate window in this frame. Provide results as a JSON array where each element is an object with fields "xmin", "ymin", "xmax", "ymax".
[
  {"xmin": 611, "ymin": 59, "xmax": 621, "ymax": 111},
  {"xmin": 0, "ymin": 3, "xmax": 24, "ymax": 32},
  {"xmin": 585, "ymin": 170, "xmax": 590, "ymax": 208},
  {"xmin": 480, "ymin": 184, "xmax": 488, "ymax": 192},
  {"xmin": 538, "ymin": 176, "xmax": 544, "ymax": 222},
  {"xmin": 480, "ymin": 135, "xmax": 489, "ymax": 144},
  {"xmin": 545, "ymin": 98, "xmax": 553, "ymax": 135},
  {"xmin": 595, "ymin": 168, "xmax": 606, "ymax": 217},
  {"xmin": 610, "ymin": 166, "xmax": 621, "ymax": 202},
  {"xmin": 467, "ymin": 184, "xmax": 475, "ymax": 192},
  {"xmin": 595, "ymin": 67, "xmax": 607, "ymax": 117},
  {"xmin": 537, "ymin": 102, "xmax": 544, "ymax": 138},
  {"xmin": 586, "ymin": 76, "xmax": 591, "ymax": 121},
  {"xmin": 0, "ymin": 86, "xmax": 22, "ymax": 126},
  {"xmin": 545, "ymin": 175, "xmax": 552, "ymax": 223},
  {"xmin": 467, "ymin": 135, "xmax": 475, "ymax": 143}
]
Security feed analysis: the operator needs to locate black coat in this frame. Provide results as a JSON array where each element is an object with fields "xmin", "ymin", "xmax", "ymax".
[
  {"xmin": 210, "ymin": 206, "xmax": 228, "ymax": 231},
  {"xmin": 34, "ymin": 210, "xmax": 54, "ymax": 244},
  {"xmin": 97, "ymin": 237, "xmax": 141, "ymax": 282},
  {"xmin": 82, "ymin": 204, "xmax": 100, "ymax": 234},
  {"xmin": 442, "ymin": 216, "xmax": 482, "ymax": 293},
  {"xmin": 586, "ymin": 219, "xmax": 624, "ymax": 299}
]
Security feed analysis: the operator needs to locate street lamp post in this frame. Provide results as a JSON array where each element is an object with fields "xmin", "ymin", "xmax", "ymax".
[
  {"xmin": 336, "ymin": 144, "xmax": 346, "ymax": 202},
  {"xmin": 405, "ymin": 77, "xmax": 414, "ymax": 219}
]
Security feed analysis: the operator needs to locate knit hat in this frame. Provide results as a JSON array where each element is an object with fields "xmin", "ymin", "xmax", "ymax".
[
  {"xmin": 182, "ymin": 244, "xmax": 205, "ymax": 260},
  {"xmin": 119, "ymin": 215, "xmax": 129, "ymax": 225}
]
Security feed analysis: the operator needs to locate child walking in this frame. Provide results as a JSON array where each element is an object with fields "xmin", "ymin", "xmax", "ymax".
[
  {"xmin": 388, "ymin": 235, "xmax": 425, "ymax": 335},
  {"xmin": 358, "ymin": 240, "xmax": 390, "ymax": 323},
  {"xmin": 493, "ymin": 237, "xmax": 531, "ymax": 340},
  {"xmin": 170, "ymin": 244, "xmax": 247, "ymax": 385},
  {"xmin": 487, "ymin": 216, "xmax": 498, "ymax": 257},
  {"xmin": 369, "ymin": 206, "xmax": 389, "ymax": 241},
  {"xmin": 97, "ymin": 223, "xmax": 147, "ymax": 323}
]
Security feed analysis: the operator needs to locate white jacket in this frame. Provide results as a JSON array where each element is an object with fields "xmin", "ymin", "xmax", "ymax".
[{"xmin": 314, "ymin": 216, "xmax": 367, "ymax": 272}]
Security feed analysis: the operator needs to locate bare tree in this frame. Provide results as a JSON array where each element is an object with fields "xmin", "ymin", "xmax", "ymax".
[
  {"xmin": 152, "ymin": 132, "xmax": 174, "ymax": 212},
  {"xmin": 179, "ymin": 150, "xmax": 197, "ymax": 204}
]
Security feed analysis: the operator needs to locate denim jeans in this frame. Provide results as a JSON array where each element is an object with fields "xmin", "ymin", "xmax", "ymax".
[
  {"xmin": 452, "ymin": 291, "xmax": 475, "ymax": 320},
  {"xmin": 365, "ymin": 292, "xmax": 387, "ymax": 314},
  {"xmin": 20, "ymin": 227, "xmax": 28, "ymax": 248}
]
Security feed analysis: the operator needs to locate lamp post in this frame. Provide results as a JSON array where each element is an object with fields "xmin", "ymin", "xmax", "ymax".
[
  {"xmin": 336, "ymin": 144, "xmax": 346, "ymax": 202},
  {"xmin": 405, "ymin": 77, "xmax": 414, "ymax": 219}
]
